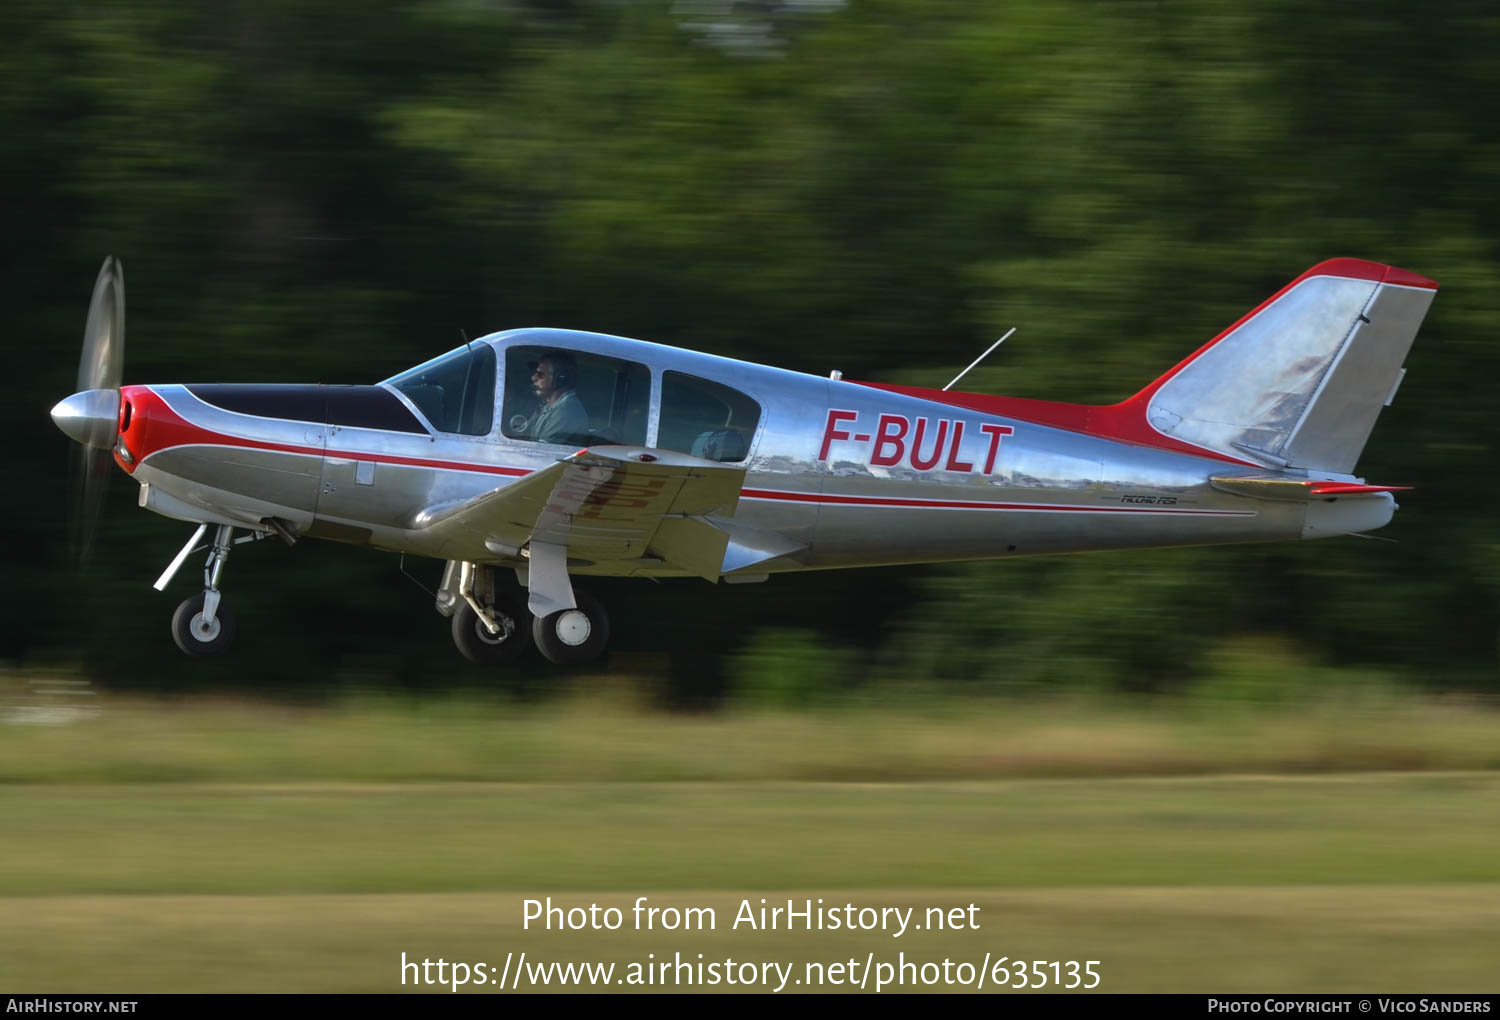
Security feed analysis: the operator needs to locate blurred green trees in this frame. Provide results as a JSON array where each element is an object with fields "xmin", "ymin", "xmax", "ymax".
[{"xmin": 5, "ymin": 0, "xmax": 1496, "ymax": 696}]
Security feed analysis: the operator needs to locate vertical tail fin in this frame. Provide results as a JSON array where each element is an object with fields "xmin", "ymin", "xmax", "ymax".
[{"xmin": 1126, "ymin": 259, "xmax": 1438, "ymax": 473}]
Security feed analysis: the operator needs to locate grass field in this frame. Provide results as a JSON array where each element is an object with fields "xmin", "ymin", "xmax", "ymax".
[
  {"xmin": 3, "ymin": 685, "xmax": 1499, "ymax": 783},
  {"xmin": 1, "ymin": 688, "xmax": 1498, "ymax": 992}
]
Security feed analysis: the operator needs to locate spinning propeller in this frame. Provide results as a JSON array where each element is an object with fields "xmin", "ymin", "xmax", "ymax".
[{"xmin": 52, "ymin": 257, "xmax": 126, "ymax": 564}]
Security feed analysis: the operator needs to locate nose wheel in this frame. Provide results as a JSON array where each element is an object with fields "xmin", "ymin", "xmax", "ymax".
[
  {"xmin": 161, "ymin": 523, "xmax": 245, "ymax": 659},
  {"xmin": 171, "ymin": 592, "xmax": 238, "ymax": 658}
]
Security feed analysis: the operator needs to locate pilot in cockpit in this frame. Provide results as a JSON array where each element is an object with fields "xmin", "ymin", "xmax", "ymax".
[{"xmin": 526, "ymin": 351, "xmax": 590, "ymax": 444}]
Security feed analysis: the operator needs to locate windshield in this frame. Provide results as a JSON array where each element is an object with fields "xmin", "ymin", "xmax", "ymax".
[{"xmin": 387, "ymin": 344, "xmax": 496, "ymax": 436}]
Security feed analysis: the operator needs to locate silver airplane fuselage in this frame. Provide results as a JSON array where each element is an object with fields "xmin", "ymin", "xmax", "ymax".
[
  {"xmin": 114, "ymin": 326, "xmax": 1381, "ymax": 577},
  {"xmin": 53, "ymin": 257, "xmax": 1434, "ymax": 660}
]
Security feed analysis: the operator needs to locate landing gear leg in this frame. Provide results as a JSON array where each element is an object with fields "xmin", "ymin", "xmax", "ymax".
[
  {"xmin": 451, "ymin": 561, "xmax": 532, "ymax": 665},
  {"xmin": 170, "ymin": 524, "xmax": 238, "ymax": 658}
]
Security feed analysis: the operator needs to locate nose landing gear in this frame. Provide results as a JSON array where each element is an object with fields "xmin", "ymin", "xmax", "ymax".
[{"xmin": 158, "ymin": 523, "xmax": 265, "ymax": 658}]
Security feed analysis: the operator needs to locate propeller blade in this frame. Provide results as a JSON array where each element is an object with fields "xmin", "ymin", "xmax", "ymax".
[
  {"xmin": 70, "ymin": 444, "xmax": 113, "ymax": 567},
  {"xmin": 67, "ymin": 257, "xmax": 127, "ymax": 566},
  {"xmin": 79, "ymin": 256, "xmax": 125, "ymax": 393}
]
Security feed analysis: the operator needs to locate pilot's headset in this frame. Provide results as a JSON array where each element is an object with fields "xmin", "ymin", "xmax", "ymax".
[{"xmin": 545, "ymin": 352, "xmax": 577, "ymax": 391}]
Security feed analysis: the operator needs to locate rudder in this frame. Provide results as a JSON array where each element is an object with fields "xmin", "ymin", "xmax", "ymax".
[{"xmin": 1127, "ymin": 259, "xmax": 1437, "ymax": 474}]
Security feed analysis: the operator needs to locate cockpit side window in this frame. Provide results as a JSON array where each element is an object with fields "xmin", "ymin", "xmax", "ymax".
[
  {"xmin": 658, "ymin": 372, "xmax": 760, "ymax": 463},
  {"xmin": 387, "ymin": 343, "xmax": 496, "ymax": 436},
  {"xmin": 501, "ymin": 346, "xmax": 650, "ymax": 447}
]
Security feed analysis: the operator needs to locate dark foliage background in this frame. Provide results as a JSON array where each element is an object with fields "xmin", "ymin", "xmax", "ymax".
[{"xmin": 5, "ymin": 0, "xmax": 1496, "ymax": 697}]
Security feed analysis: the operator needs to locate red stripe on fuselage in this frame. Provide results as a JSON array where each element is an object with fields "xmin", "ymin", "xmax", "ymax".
[{"xmin": 740, "ymin": 488, "xmax": 1252, "ymax": 516}]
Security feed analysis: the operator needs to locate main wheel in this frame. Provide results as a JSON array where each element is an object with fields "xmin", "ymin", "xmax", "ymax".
[
  {"xmin": 532, "ymin": 589, "xmax": 610, "ymax": 666},
  {"xmin": 451, "ymin": 597, "xmax": 532, "ymax": 665},
  {"xmin": 171, "ymin": 593, "xmax": 237, "ymax": 658}
]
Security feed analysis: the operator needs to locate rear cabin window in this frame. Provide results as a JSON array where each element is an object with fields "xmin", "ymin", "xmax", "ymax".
[
  {"xmin": 387, "ymin": 343, "xmax": 496, "ymax": 436},
  {"xmin": 501, "ymin": 346, "xmax": 650, "ymax": 447},
  {"xmin": 657, "ymin": 372, "xmax": 760, "ymax": 462}
]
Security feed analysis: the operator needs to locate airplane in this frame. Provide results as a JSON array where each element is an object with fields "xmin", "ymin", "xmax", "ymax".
[{"xmin": 51, "ymin": 256, "xmax": 1437, "ymax": 663}]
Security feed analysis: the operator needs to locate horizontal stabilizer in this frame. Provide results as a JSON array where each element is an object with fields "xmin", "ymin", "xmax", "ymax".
[
  {"xmin": 1305, "ymin": 481, "xmax": 1410, "ymax": 496},
  {"xmin": 1210, "ymin": 474, "xmax": 1411, "ymax": 502}
]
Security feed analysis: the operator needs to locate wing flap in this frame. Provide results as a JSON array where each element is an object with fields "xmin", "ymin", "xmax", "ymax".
[
  {"xmin": 651, "ymin": 517, "xmax": 732, "ymax": 581},
  {"xmin": 413, "ymin": 446, "xmax": 753, "ymax": 577}
]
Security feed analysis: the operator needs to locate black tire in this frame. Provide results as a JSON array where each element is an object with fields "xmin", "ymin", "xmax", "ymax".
[
  {"xmin": 532, "ymin": 588, "xmax": 610, "ymax": 666},
  {"xmin": 451, "ymin": 597, "xmax": 532, "ymax": 665},
  {"xmin": 170, "ymin": 593, "xmax": 237, "ymax": 658}
]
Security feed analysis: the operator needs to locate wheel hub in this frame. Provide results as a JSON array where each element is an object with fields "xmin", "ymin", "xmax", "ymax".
[
  {"xmin": 477, "ymin": 614, "xmax": 514, "ymax": 644},
  {"xmin": 555, "ymin": 609, "xmax": 591, "ymax": 646},
  {"xmin": 190, "ymin": 612, "xmax": 221, "ymax": 642}
]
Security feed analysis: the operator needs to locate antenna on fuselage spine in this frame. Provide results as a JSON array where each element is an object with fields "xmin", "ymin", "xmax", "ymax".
[{"xmin": 943, "ymin": 327, "xmax": 1016, "ymax": 392}]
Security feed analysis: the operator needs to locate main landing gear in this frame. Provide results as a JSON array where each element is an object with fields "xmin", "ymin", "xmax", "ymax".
[
  {"xmin": 156, "ymin": 522, "xmax": 269, "ymax": 658},
  {"xmin": 531, "ymin": 589, "xmax": 610, "ymax": 666},
  {"xmin": 438, "ymin": 561, "xmax": 611, "ymax": 668},
  {"xmin": 449, "ymin": 560, "xmax": 532, "ymax": 665}
]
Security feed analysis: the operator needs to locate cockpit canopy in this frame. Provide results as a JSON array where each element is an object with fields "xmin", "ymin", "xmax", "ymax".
[{"xmin": 385, "ymin": 336, "xmax": 762, "ymax": 463}]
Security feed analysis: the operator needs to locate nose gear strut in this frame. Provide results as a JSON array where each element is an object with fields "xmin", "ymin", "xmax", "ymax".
[{"xmin": 157, "ymin": 522, "xmax": 270, "ymax": 658}]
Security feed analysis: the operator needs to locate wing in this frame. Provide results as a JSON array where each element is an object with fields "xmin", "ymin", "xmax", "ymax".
[{"xmin": 412, "ymin": 446, "xmax": 797, "ymax": 614}]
